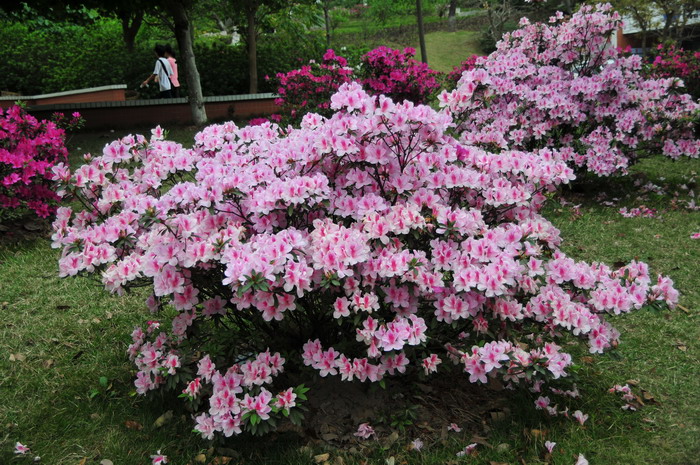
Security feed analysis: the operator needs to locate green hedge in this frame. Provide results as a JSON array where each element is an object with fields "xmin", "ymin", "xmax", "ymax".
[{"xmin": 0, "ymin": 19, "xmax": 326, "ymax": 97}]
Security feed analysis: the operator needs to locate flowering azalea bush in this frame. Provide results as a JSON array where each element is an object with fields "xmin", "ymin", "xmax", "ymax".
[
  {"xmin": 270, "ymin": 49, "xmax": 354, "ymax": 122},
  {"xmin": 647, "ymin": 43, "xmax": 700, "ymax": 100},
  {"xmin": 439, "ymin": 4, "xmax": 699, "ymax": 177},
  {"xmin": 0, "ymin": 105, "xmax": 82, "ymax": 219},
  {"xmin": 359, "ymin": 46, "xmax": 442, "ymax": 105},
  {"xmin": 272, "ymin": 47, "xmax": 443, "ymax": 125},
  {"xmin": 53, "ymin": 83, "xmax": 677, "ymax": 440}
]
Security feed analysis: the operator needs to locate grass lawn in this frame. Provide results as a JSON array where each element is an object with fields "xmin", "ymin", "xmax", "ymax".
[
  {"xmin": 0, "ymin": 128, "xmax": 698, "ymax": 464},
  {"xmin": 334, "ymin": 13, "xmax": 446, "ymax": 36},
  {"xmin": 414, "ymin": 30, "xmax": 483, "ymax": 72}
]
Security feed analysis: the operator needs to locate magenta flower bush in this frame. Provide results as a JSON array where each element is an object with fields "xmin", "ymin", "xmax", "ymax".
[
  {"xmin": 270, "ymin": 49, "xmax": 354, "ymax": 122},
  {"xmin": 439, "ymin": 4, "xmax": 699, "ymax": 177},
  {"xmin": 272, "ymin": 47, "xmax": 443, "ymax": 125},
  {"xmin": 359, "ymin": 46, "xmax": 442, "ymax": 105},
  {"xmin": 53, "ymin": 83, "xmax": 678, "ymax": 439},
  {"xmin": 0, "ymin": 105, "xmax": 81, "ymax": 219},
  {"xmin": 647, "ymin": 43, "xmax": 700, "ymax": 100}
]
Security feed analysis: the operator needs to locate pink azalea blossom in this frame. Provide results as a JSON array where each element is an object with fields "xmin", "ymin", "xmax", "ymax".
[
  {"xmin": 354, "ymin": 422, "xmax": 375, "ymax": 439},
  {"xmin": 573, "ymin": 410, "xmax": 589, "ymax": 425},
  {"xmin": 150, "ymin": 450, "xmax": 168, "ymax": 464},
  {"xmin": 14, "ymin": 442, "xmax": 30, "ymax": 455},
  {"xmin": 545, "ymin": 441, "xmax": 556, "ymax": 453},
  {"xmin": 456, "ymin": 443, "xmax": 478, "ymax": 456},
  {"xmin": 448, "ymin": 422, "xmax": 462, "ymax": 432}
]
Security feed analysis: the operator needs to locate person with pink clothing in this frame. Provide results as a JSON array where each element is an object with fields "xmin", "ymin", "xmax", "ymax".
[{"xmin": 164, "ymin": 44, "xmax": 181, "ymax": 97}]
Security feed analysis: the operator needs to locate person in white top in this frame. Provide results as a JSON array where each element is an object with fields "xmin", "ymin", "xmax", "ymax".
[{"xmin": 141, "ymin": 44, "xmax": 174, "ymax": 98}]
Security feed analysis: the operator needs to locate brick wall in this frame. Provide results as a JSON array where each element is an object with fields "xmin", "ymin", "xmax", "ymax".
[{"xmin": 26, "ymin": 94, "xmax": 280, "ymax": 128}]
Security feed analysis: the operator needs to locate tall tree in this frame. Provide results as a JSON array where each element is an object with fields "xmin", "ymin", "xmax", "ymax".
[
  {"xmin": 115, "ymin": 9, "xmax": 144, "ymax": 52},
  {"xmin": 448, "ymin": 0, "xmax": 458, "ymax": 31},
  {"xmin": 232, "ymin": 0, "xmax": 314, "ymax": 94},
  {"xmin": 322, "ymin": 0, "xmax": 332, "ymax": 48},
  {"xmin": 240, "ymin": 0, "xmax": 260, "ymax": 93},
  {"xmin": 416, "ymin": 0, "xmax": 428, "ymax": 63},
  {"xmin": 164, "ymin": 0, "xmax": 207, "ymax": 124}
]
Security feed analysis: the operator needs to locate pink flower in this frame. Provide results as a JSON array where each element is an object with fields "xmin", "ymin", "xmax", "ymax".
[
  {"xmin": 410, "ymin": 438, "xmax": 424, "ymax": 451},
  {"xmin": 573, "ymin": 410, "xmax": 589, "ymax": 425},
  {"xmin": 151, "ymin": 450, "xmax": 168, "ymax": 464},
  {"xmin": 14, "ymin": 442, "xmax": 30, "ymax": 455},
  {"xmin": 448, "ymin": 423, "xmax": 462, "ymax": 432},
  {"xmin": 575, "ymin": 454, "xmax": 589, "ymax": 465},
  {"xmin": 535, "ymin": 396, "xmax": 551, "ymax": 410},
  {"xmin": 183, "ymin": 377, "xmax": 202, "ymax": 398},
  {"xmin": 456, "ymin": 443, "xmax": 478, "ymax": 456},
  {"xmin": 354, "ymin": 422, "xmax": 375, "ymax": 439},
  {"xmin": 691, "ymin": 232, "xmax": 700, "ymax": 239},
  {"xmin": 422, "ymin": 354, "xmax": 442, "ymax": 375},
  {"xmin": 545, "ymin": 441, "xmax": 556, "ymax": 453},
  {"xmin": 197, "ymin": 355, "xmax": 216, "ymax": 382},
  {"xmin": 274, "ymin": 388, "xmax": 297, "ymax": 412}
]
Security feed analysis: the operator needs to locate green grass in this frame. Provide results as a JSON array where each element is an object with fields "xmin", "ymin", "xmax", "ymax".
[
  {"xmin": 334, "ymin": 13, "xmax": 446, "ymax": 36},
  {"xmin": 0, "ymin": 133, "xmax": 699, "ymax": 464},
  {"xmin": 415, "ymin": 30, "xmax": 483, "ymax": 72}
]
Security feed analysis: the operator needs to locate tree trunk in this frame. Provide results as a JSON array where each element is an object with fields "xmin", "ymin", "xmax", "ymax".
[
  {"xmin": 323, "ymin": 0, "xmax": 332, "ymax": 49},
  {"xmin": 119, "ymin": 10, "xmax": 143, "ymax": 52},
  {"xmin": 448, "ymin": 0, "xmax": 457, "ymax": 31},
  {"xmin": 247, "ymin": 6, "xmax": 258, "ymax": 94},
  {"xmin": 562, "ymin": 0, "xmax": 572, "ymax": 15},
  {"xmin": 416, "ymin": 0, "xmax": 428, "ymax": 64},
  {"xmin": 168, "ymin": 0, "xmax": 208, "ymax": 125}
]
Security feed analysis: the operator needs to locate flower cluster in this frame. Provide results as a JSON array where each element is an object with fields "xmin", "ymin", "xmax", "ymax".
[
  {"xmin": 359, "ymin": 46, "xmax": 442, "ymax": 105},
  {"xmin": 439, "ymin": 4, "xmax": 699, "ymax": 177},
  {"xmin": 54, "ymin": 83, "xmax": 677, "ymax": 440},
  {"xmin": 609, "ymin": 383, "xmax": 638, "ymax": 410},
  {"xmin": 647, "ymin": 43, "xmax": 700, "ymax": 100},
  {"xmin": 446, "ymin": 55, "xmax": 483, "ymax": 87},
  {"xmin": 0, "ymin": 106, "xmax": 81, "ymax": 219},
  {"xmin": 272, "ymin": 47, "xmax": 444, "ymax": 125},
  {"xmin": 619, "ymin": 206, "xmax": 656, "ymax": 218},
  {"xmin": 270, "ymin": 49, "xmax": 354, "ymax": 122}
]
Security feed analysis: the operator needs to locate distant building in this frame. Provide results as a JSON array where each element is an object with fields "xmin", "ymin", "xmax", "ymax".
[{"xmin": 612, "ymin": 9, "xmax": 700, "ymax": 54}]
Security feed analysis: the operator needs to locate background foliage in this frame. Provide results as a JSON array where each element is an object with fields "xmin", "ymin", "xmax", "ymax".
[{"xmin": 0, "ymin": 17, "xmax": 328, "ymax": 97}]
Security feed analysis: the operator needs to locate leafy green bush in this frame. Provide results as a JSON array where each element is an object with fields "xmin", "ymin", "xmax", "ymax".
[{"xmin": 0, "ymin": 19, "xmax": 325, "ymax": 97}]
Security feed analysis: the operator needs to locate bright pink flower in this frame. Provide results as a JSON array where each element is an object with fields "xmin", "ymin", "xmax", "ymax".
[
  {"xmin": 274, "ymin": 388, "xmax": 297, "ymax": 412},
  {"xmin": 14, "ymin": 442, "xmax": 30, "ymax": 455},
  {"xmin": 150, "ymin": 451, "xmax": 168, "ymax": 464},
  {"xmin": 422, "ymin": 354, "xmax": 442, "ymax": 375}
]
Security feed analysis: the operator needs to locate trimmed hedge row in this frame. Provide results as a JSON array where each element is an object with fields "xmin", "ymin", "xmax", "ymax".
[{"xmin": 0, "ymin": 19, "xmax": 326, "ymax": 97}]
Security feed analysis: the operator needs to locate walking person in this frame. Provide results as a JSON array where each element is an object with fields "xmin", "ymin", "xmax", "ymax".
[
  {"xmin": 164, "ymin": 44, "xmax": 181, "ymax": 98},
  {"xmin": 141, "ymin": 44, "xmax": 174, "ymax": 98}
]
